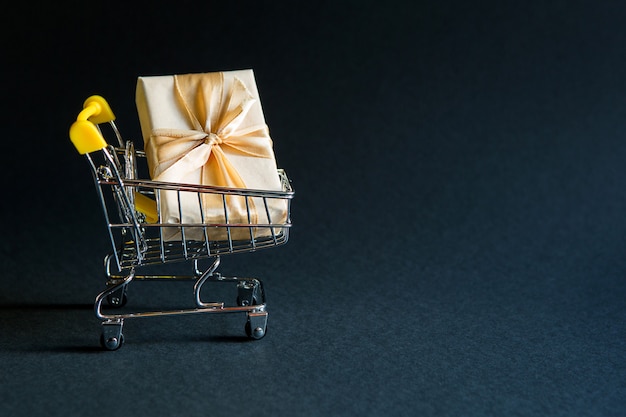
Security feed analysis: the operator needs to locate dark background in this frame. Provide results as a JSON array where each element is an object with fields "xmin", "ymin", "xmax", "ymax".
[{"xmin": 1, "ymin": 1, "xmax": 625, "ymax": 416}]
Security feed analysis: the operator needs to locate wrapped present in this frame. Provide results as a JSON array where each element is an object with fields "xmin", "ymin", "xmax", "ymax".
[{"xmin": 135, "ymin": 70, "xmax": 287, "ymax": 241}]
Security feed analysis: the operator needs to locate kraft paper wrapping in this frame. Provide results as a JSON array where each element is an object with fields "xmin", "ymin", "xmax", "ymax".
[{"xmin": 135, "ymin": 70, "xmax": 287, "ymax": 242}]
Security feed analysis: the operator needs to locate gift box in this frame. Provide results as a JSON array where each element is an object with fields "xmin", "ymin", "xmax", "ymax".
[{"xmin": 135, "ymin": 70, "xmax": 287, "ymax": 241}]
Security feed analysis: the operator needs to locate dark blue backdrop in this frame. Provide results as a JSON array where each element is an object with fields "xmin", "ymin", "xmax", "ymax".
[{"xmin": 1, "ymin": 1, "xmax": 625, "ymax": 416}]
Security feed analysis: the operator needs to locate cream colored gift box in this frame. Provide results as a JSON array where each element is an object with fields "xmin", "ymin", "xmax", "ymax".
[{"xmin": 135, "ymin": 70, "xmax": 287, "ymax": 242}]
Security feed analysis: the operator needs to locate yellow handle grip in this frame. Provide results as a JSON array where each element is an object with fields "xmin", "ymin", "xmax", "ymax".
[{"xmin": 69, "ymin": 95, "xmax": 116, "ymax": 154}]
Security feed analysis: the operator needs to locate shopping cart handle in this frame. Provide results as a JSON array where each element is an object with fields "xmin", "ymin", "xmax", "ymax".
[
  {"xmin": 69, "ymin": 95, "xmax": 116, "ymax": 154},
  {"xmin": 134, "ymin": 192, "xmax": 158, "ymax": 223}
]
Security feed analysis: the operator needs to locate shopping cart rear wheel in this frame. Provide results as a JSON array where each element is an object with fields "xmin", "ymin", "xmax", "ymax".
[
  {"xmin": 100, "ymin": 333, "xmax": 125, "ymax": 351},
  {"xmin": 245, "ymin": 321, "xmax": 266, "ymax": 339},
  {"xmin": 100, "ymin": 319, "xmax": 125, "ymax": 350},
  {"xmin": 106, "ymin": 289, "xmax": 128, "ymax": 307},
  {"xmin": 237, "ymin": 296, "xmax": 259, "ymax": 307},
  {"xmin": 245, "ymin": 311, "xmax": 268, "ymax": 339}
]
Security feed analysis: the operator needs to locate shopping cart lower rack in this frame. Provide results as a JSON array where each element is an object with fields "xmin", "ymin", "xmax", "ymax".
[{"xmin": 69, "ymin": 95, "xmax": 294, "ymax": 350}]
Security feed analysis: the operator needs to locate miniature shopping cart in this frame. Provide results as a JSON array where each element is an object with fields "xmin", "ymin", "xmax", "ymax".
[{"xmin": 69, "ymin": 95, "xmax": 293, "ymax": 350}]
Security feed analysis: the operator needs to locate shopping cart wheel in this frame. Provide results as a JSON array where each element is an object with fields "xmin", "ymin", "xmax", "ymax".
[
  {"xmin": 100, "ymin": 320, "xmax": 125, "ymax": 351},
  {"xmin": 236, "ymin": 279, "xmax": 263, "ymax": 307},
  {"xmin": 237, "ymin": 296, "xmax": 259, "ymax": 307},
  {"xmin": 245, "ymin": 311, "xmax": 268, "ymax": 340},
  {"xmin": 100, "ymin": 333, "xmax": 125, "ymax": 351},
  {"xmin": 106, "ymin": 286, "xmax": 128, "ymax": 307}
]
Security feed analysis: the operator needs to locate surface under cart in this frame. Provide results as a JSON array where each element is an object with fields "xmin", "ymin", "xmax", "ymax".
[{"xmin": 69, "ymin": 95, "xmax": 294, "ymax": 350}]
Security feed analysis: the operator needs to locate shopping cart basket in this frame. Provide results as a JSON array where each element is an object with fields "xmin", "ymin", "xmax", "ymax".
[{"xmin": 69, "ymin": 95, "xmax": 294, "ymax": 350}]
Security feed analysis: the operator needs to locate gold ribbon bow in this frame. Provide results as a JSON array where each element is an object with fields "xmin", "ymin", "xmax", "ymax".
[{"xmin": 150, "ymin": 73, "xmax": 274, "ymax": 225}]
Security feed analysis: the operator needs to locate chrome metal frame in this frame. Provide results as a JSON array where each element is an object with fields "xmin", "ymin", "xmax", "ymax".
[{"xmin": 82, "ymin": 121, "xmax": 293, "ymax": 350}]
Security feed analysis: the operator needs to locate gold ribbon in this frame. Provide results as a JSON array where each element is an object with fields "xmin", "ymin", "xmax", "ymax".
[{"xmin": 150, "ymin": 73, "xmax": 274, "ymax": 225}]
